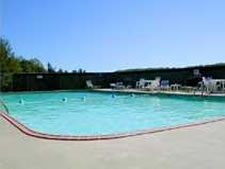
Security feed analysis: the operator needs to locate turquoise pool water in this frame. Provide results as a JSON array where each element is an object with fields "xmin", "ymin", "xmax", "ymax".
[{"xmin": 1, "ymin": 91, "xmax": 225, "ymax": 136}]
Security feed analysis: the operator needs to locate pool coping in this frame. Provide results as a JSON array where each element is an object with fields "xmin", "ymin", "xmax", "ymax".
[
  {"xmin": 1, "ymin": 110, "xmax": 225, "ymax": 141},
  {"xmin": 94, "ymin": 89, "xmax": 225, "ymax": 97}
]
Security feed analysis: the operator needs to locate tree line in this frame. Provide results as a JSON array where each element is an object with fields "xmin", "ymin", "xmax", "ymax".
[{"xmin": 0, "ymin": 38, "xmax": 85, "ymax": 91}]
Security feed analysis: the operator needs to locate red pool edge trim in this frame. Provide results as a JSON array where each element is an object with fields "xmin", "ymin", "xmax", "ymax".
[{"xmin": 1, "ymin": 110, "xmax": 225, "ymax": 141}]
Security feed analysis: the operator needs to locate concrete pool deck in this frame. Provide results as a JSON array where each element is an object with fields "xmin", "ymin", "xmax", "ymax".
[{"xmin": 1, "ymin": 115, "xmax": 225, "ymax": 169}]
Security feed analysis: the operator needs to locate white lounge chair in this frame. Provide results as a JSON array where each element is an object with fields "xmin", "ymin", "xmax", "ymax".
[
  {"xmin": 110, "ymin": 82, "xmax": 125, "ymax": 89},
  {"xmin": 86, "ymin": 80, "xmax": 94, "ymax": 89},
  {"xmin": 136, "ymin": 77, "xmax": 161, "ymax": 90}
]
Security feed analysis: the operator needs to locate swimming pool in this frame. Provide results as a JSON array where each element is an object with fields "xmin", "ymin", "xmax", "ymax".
[{"xmin": 1, "ymin": 91, "xmax": 225, "ymax": 137}]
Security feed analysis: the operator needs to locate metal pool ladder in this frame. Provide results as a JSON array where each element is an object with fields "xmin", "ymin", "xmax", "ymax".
[{"xmin": 0, "ymin": 99, "xmax": 9, "ymax": 114}]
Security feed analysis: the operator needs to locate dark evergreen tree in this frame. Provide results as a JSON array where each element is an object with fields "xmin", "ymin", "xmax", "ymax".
[{"xmin": 47, "ymin": 62, "xmax": 55, "ymax": 73}]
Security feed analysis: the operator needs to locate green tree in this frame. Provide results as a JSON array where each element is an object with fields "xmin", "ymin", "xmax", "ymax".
[
  {"xmin": 0, "ymin": 38, "xmax": 20, "ymax": 90},
  {"xmin": 58, "ymin": 68, "xmax": 64, "ymax": 73},
  {"xmin": 20, "ymin": 58, "xmax": 46, "ymax": 73},
  {"xmin": 0, "ymin": 38, "xmax": 47, "ymax": 91},
  {"xmin": 47, "ymin": 62, "xmax": 55, "ymax": 73}
]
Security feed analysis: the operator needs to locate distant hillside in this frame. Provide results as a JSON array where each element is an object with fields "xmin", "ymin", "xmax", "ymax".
[{"xmin": 115, "ymin": 63, "xmax": 225, "ymax": 73}]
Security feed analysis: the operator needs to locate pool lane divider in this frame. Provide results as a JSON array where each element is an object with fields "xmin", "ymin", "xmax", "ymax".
[{"xmin": 1, "ymin": 110, "xmax": 225, "ymax": 141}]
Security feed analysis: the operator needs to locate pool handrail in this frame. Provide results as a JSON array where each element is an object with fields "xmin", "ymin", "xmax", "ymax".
[{"xmin": 0, "ymin": 99, "xmax": 9, "ymax": 114}]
